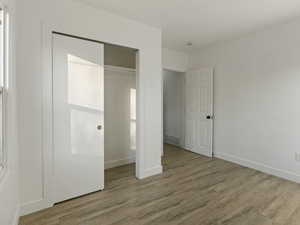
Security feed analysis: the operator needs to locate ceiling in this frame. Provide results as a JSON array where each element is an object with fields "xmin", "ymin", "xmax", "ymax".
[{"xmin": 76, "ymin": 0, "xmax": 300, "ymax": 52}]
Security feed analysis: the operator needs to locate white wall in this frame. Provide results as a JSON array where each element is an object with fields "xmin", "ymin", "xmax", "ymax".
[
  {"xmin": 190, "ymin": 18, "xmax": 300, "ymax": 183},
  {"xmin": 0, "ymin": 0, "xmax": 19, "ymax": 224},
  {"xmin": 104, "ymin": 66, "xmax": 136, "ymax": 169},
  {"xmin": 162, "ymin": 48, "xmax": 188, "ymax": 72},
  {"xmin": 163, "ymin": 69, "xmax": 185, "ymax": 146},
  {"xmin": 17, "ymin": 0, "xmax": 162, "ymax": 215}
]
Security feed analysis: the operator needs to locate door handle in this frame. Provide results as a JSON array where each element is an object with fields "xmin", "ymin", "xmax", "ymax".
[
  {"xmin": 97, "ymin": 125, "xmax": 102, "ymax": 130},
  {"xmin": 206, "ymin": 115, "xmax": 213, "ymax": 120}
]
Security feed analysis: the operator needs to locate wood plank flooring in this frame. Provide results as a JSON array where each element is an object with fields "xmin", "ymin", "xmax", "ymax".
[{"xmin": 20, "ymin": 144, "xmax": 300, "ymax": 225}]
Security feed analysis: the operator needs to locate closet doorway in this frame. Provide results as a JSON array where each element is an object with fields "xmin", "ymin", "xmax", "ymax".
[{"xmin": 104, "ymin": 44, "xmax": 137, "ymax": 184}]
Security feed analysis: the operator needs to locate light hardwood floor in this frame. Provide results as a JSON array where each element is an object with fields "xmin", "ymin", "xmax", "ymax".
[{"xmin": 20, "ymin": 144, "xmax": 300, "ymax": 225}]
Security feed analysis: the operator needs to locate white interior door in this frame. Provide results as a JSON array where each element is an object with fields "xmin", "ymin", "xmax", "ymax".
[
  {"xmin": 53, "ymin": 34, "xmax": 104, "ymax": 203},
  {"xmin": 185, "ymin": 68, "xmax": 213, "ymax": 157}
]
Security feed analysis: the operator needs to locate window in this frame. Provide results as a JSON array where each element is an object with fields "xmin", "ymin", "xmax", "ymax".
[{"xmin": 0, "ymin": 5, "xmax": 8, "ymax": 175}]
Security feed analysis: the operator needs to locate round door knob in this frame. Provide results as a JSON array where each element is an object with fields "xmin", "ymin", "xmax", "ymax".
[
  {"xmin": 206, "ymin": 116, "xmax": 212, "ymax": 119},
  {"xmin": 97, "ymin": 125, "xmax": 102, "ymax": 130}
]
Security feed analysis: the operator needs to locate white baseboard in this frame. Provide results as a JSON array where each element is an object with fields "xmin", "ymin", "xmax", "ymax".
[
  {"xmin": 138, "ymin": 165, "xmax": 163, "ymax": 179},
  {"xmin": 105, "ymin": 156, "xmax": 135, "ymax": 169},
  {"xmin": 21, "ymin": 157, "xmax": 135, "ymax": 216},
  {"xmin": 215, "ymin": 152, "xmax": 300, "ymax": 184},
  {"xmin": 20, "ymin": 199, "xmax": 52, "ymax": 216},
  {"xmin": 12, "ymin": 207, "xmax": 20, "ymax": 225},
  {"xmin": 164, "ymin": 136, "xmax": 180, "ymax": 146},
  {"xmin": 164, "ymin": 142, "xmax": 181, "ymax": 148},
  {"xmin": 184, "ymin": 146, "xmax": 212, "ymax": 158}
]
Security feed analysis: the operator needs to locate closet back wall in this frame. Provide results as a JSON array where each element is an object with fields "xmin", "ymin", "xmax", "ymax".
[{"xmin": 104, "ymin": 45, "xmax": 136, "ymax": 169}]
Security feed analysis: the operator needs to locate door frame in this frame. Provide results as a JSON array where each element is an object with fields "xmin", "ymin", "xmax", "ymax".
[{"xmin": 40, "ymin": 24, "xmax": 142, "ymax": 210}]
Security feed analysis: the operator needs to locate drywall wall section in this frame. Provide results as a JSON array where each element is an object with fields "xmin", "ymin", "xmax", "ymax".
[
  {"xmin": 162, "ymin": 48, "xmax": 188, "ymax": 72},
  {"xmin": 163, "ymin": 69, "xmax": 185, "ymax": 146},
  {"xmin": 17, "ymin": 0, "xmax": 162, "ymax": 215},
  {"xmin": 0, "ymin": 0, "xmax": 19, "ymax": 224},
  {"xmin": 189, "ymin": 18, "xmax": 300, "ymax": 183}
]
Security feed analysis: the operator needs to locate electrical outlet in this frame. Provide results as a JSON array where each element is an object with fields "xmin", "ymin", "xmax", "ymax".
[{"xmin": 295, "ymin": 153, "xmax": 300, "ymax": 162}]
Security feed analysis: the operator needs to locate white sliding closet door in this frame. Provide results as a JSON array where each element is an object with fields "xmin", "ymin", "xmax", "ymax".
[
  {"xmin": 53, "ymin": 34, "xmax": 104, "ymax": 203},
  {"xmin": 185, "ymin": 68, "xmax": 214, "ymax": 157}
]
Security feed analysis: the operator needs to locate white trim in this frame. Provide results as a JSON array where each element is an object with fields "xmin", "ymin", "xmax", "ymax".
[
  {"xmin": 0, "ymin": 5, "xmax": 9, "ymax": 184},
  {"xmin": 134, "ymin": 50, "xmax": 144, "ymax": 179},
  {"xmin": 138, "ymin": 165, "xmax": 163, "ymax": 179},
  {"xmin": 104, "ymin": 65, "xmax": 136, "ymax": 80},
  {"xmin": 211, "ymin": 69, "xmax": 215, "ymax": 157},
  {"xmin": 20, "ymin": 199, "xmax": 51, "ymax": 216},
  {"xmin": 41, "ymin": 22, "xmax": 55, "ymax": 211},
  {"xmin": 12, "ymin": 207, "xmax": 19, "ymax": 225},
  {"xmin": 163, "ymin": 66, "xmax": 186, "ymax": 73},
  {"xmin": 161, "ymin": 68, "xmax": 164, "ymax": 156},
  {"xmin": 105, "ymin": 156, "xmax": 135, "ymax": 169},
  {"xmin": 184, "ymin": 146, "xmax": 212, "ymax": 158},
  {"xmin": 215, "ymin": 152, "xmax": 300, "ymax": 184},
  {"xmin": 104, "ymin": 65, "xmax": 136, "ymax": 73}
]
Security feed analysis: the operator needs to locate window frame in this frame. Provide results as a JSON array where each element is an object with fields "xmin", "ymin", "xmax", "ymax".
[{"xmin": 0, "ymin": 4, "xmax": 8, "ymax": 180}]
